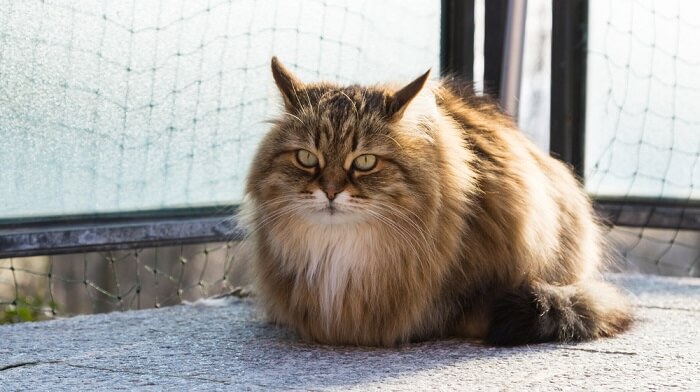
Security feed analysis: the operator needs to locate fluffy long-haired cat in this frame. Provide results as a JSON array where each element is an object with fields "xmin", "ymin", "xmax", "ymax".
[{"xmin": 240, "ymin": 57, "xmax": 632, "ymax": 347}]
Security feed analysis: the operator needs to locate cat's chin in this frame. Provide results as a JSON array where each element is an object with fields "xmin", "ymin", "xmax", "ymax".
[{"xmin": 303, "ymin": 208, "xmax": 365, "ymax": 226}]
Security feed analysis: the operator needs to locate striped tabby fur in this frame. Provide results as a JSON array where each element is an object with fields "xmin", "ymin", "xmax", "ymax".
[{"xmin": 240, "ymin": 57, "xmax": 632, "ymax": 346}]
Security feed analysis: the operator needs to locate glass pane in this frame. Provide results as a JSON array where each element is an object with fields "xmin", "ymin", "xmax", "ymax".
[
  {"xmin": 585, "ymin": 0, "xmax": 700, "ymax": 199},
  {"xmin": 0, "ymin": 0, "xmax": 440, "ymax": 221}
]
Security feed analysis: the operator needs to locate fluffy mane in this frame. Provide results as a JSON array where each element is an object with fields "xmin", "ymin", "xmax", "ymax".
[{"xmin": 240, "ymin": 57, "xmax": 632, "ymax": 346}]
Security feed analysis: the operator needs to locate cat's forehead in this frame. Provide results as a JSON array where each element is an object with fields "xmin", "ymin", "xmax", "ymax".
[
  {"xmin": 296, "ymin": 85, "xmax": 392, "ymax": 151},
  {"xmin": 308, "ymin": 85, "xmax": 387, "ymax": 118}
]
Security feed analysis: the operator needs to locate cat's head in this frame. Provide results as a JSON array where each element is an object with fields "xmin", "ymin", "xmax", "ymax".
[{"xmin": 245, "ymin": 57, "xmax": 442, "ymax": 228}]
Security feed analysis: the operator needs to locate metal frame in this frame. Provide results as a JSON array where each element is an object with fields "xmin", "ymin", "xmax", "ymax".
[
  {"xmin": 441, "ymin": 0, "xmax": 475, "ymax": 79},
  {"xmin": 483, "ymin": 0, "xmax": 508, "ymax": 97},
  {"xmin": 595, "ymin": 198, "xmax": 700, "ymax": 231},
  {"xmin": 500, "ymin": 0, "xmax": 528, "ymax": 117},
  {"xmin": 0, "ymin": 207, "xmax": 243, "ymax": 258},
  {"xmin": 550, "ymin": 0, "xmax": 587, "ymax": 179},
  {"xmin": 549, "ymin": 0, "xmax": 700, "ymax": 231}
]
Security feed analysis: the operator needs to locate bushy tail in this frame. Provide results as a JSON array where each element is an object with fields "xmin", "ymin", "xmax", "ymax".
[{"xmin": 486, "ymin": 280, "xmax": 633, "ymax": 346}]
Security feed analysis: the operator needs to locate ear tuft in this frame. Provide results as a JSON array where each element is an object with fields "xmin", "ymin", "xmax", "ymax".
[
  {"xmin": 387, "ymin": 69, "xmax": 431, "ymax": 119},
  {"xmin": 271, "ymin": 56, "xmax": 304, "ymax": 111}
]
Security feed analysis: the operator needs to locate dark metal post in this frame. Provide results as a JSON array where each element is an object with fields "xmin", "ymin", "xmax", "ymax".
[
  {"xmin": 441, "ymin": 0, "xmax": 475, "ymax": 79},
  {"xmin": 550, "ymin": 0, "xmax": 588, "ymax": 178},
  {"xmin": 483, "ymin": 0, "xmax": 508, "ymax": 97}
]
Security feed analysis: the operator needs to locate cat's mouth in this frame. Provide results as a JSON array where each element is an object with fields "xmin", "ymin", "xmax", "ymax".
[
  {"xmin": 302, "ymin": 196, "xmax": 367, "ymax": 225},
  {"xmin": 305, "ymin": 202, "xmax": 360, "ymax": 225},
  {"xmin": 305, "ymin": 202, "xmax": 342, "ymax": 216}
]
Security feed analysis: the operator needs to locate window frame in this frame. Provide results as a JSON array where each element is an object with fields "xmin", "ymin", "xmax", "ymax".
[{"xmin": 550, "ymin": 0, "xmax": 700, "ymax": 231}]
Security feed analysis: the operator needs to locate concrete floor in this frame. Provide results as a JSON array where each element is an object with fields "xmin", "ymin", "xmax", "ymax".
[{"xmin": 2, "ymin": 274, "xmax": 699, "ymax": 391}]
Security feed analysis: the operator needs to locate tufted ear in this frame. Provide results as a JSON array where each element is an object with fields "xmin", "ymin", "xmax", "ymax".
[
  {"xmin": 271, "ymin": 56, "xmax": 305, "ymax": 111},
  {"xmin": 386, "ymin": 69, "xmax": 431, "ymax": 119}
]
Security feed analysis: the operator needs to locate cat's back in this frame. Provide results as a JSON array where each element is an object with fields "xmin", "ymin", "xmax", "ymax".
[
  {"xmin": 434, "ymin": 81, "xmax": 601, "ymax": 283},
  {"xmin": 435, "ymin": 79, "xmax": 588, "ymax": 210}
]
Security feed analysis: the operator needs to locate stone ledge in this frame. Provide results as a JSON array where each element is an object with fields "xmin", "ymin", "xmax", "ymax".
[{"xmin": 2, "ymin": 274, "xmax": 699, "ymax": 391}]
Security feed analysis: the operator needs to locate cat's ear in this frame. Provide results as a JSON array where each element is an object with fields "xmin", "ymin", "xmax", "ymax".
[
  {"xmin": 387, "ymin": 69, "xmax": 431, "ymax": 119},
  {"xmin": 271, "ymin": 56, "xmax": 305, "ymax": 111}
]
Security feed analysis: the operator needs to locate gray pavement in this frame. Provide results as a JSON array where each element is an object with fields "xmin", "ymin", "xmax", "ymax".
[{"xmin": 1, "ymin": 274, "xmax": 699, "ymax": 391}]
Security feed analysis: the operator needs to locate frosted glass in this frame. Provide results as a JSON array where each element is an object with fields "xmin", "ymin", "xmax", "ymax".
[
  {"xmin": 0, "ymin": 0, "xmax": 440, "ymax": 220},
  {"xmin": 518, "ymin": 0, "xmax": 551, "ymax": 152},
  {"xmin": 585, "ymin": 0, "xmax": 700, "ymax": 198}
]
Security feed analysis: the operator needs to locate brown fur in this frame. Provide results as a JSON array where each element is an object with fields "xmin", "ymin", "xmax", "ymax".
[{"xmin": 240, "ymin": 57, "xmax": 633, "ymax": 347}]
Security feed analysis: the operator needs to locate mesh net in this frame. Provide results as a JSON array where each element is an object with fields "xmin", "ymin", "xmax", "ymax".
[
  {"xmin": 586, "ymin": 0, "xmax": 700, "ymax": 200},
  {"xmin": 584, "ymin": 0, "xmax": 700, "ymax": 277},
  {"xmin": 4, "ymin": 0, "xmax": 700, "ymax": 325},
  {"xmin": 0, "ymin": 242, "xmax": 249, "ymax": 323},
  {"xmin": 0, "ymin": 0, "xmax": 440, "ymax": 322},
  {"xmin": 0, "ymin": 0, "xmax": 440, "ymax": 221}
]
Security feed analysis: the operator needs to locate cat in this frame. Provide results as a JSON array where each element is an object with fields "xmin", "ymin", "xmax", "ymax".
[{"xmin": 239, "ymin": 56, "xmax": 633, "ymax": 347}]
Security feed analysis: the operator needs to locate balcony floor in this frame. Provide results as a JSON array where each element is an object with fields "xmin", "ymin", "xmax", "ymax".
[{"xmin": 2, "ymin": 273, "xmax": 699, "ymax": 391}]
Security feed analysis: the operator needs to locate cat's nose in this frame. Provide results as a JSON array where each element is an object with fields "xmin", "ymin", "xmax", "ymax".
[
  {"xmin": 320, "ymin": 168, "xmax": 347, "ymax": 201},
  {"xmin": 321, "ymin": 182, "xmax": 345, "ymax": 201},
  {"xmin": 324, "ymin": 186, "xmax": 339, "ymax": 201}
]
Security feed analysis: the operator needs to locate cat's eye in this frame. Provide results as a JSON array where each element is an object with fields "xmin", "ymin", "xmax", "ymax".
[
  {"xmin": 296, "ymin": 149, "xmax": 319, "ymax": 168},
  {"xmin": 353, "ymin": 154, "xmax": 377, "ymax": 171}
]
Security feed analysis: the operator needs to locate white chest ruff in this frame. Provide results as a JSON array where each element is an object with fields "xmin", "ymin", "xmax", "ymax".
[{"xmin": 271, "ymin": 223, "xmax": 380, "ymax": 326}]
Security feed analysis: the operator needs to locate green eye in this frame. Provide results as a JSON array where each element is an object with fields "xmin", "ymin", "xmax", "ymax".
[
  {"xmin": 353, "ymin": 154, "xmax": 377, "ymax": 171},
  {"xmin": 296, "ymin": 149, "xmax": 318, "ymax": 168}
]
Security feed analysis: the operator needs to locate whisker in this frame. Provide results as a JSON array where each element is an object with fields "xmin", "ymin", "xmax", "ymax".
[
  {"xmin": 362, "ymin": 200, "xmax": 439, "ymax": 262},
  {"xmin": 361, "ymin": 208, "xmax": 425, "ymax": 261},
  {"xmin": 281, "ymin": 112, "xmax": 305, "ymax": 125},
  {"xmin": 338, "ymin": 91, "xmax": 359, "ymax": 118}
]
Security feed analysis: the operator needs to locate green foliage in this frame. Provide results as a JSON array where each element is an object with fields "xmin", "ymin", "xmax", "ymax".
[{"xmin": 1, "ymin": 296, "xmax": 58, "ymax": 324}]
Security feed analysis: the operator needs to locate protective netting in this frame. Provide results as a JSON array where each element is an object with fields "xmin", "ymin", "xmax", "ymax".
[
  {"xmin": 0, "ymin": 0, "xmax": 440, "ymax": 221},
  {"xmin": 0, "ymin": 242, "xmax": 246, "ymax": 323},
  {"xmin": 0, "ymin": 0, "xmax": 441, "ymax": 323},
  {"xmin": 586, "ymin": 0, "xmax": 700, "ymax": 276},
  {"xmin": 607, "ymin": 226, "xmax": 700, "ymax": 276},
  {"xmin": 4, "ymin": 0, "xmax": 700, "ymax": 325}
]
